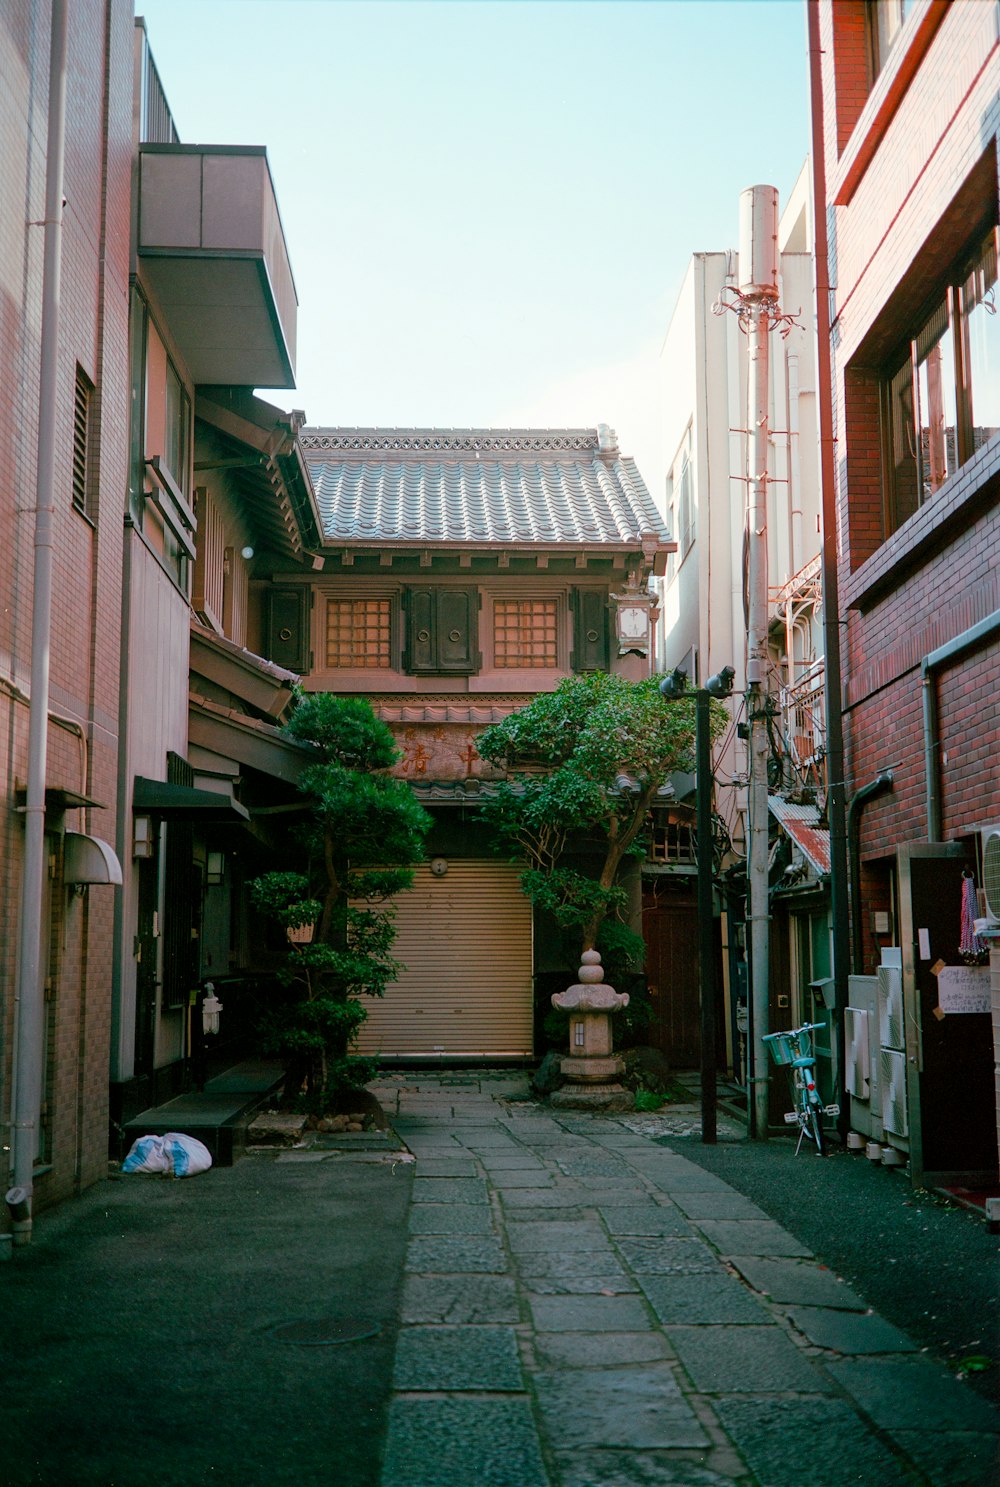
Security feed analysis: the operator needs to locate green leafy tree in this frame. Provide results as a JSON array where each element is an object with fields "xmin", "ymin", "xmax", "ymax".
[
  {"xmin": 476, "ymin": 673, "xmax": 727, "ymax": 962},
  {"xmin": 250, "ymin": 693, "xmax": 432, "ymax": 1109}
]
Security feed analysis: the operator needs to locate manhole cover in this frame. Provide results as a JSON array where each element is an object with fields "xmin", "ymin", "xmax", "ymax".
[{"xmin": 269, "ymin": 1318, "xmax": 381, "ymax": 1346}]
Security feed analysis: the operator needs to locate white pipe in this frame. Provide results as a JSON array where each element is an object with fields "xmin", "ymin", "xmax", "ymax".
[
  {"xmin": 9, "ymin": 0, "xmax": 69, "ymax": 1244},
  {"xmin": 788, "ymin": 354, "xmax": 803, "ymax": 575}
]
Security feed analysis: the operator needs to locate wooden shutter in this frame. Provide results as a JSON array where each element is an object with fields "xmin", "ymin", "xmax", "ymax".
[
  {"xmin": 404, "ymin": 586, "xmax": 479, "ymax": 674},
  {"xmin": 571, "ymin": 588, "xmax": 609, "ymax": 672},
  {"xmin": 266, "ymin": 588, "xmax": 309, "ymax": 672}
]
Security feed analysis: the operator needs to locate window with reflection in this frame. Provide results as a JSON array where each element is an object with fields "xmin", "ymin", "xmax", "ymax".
[{"xmin": 883, "ymin": 228, "xmax": 1000, "ymax": 533}]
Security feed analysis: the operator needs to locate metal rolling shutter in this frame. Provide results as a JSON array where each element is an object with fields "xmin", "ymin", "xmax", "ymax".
[{"xmin": 356, "ymin": 860, "xmax": 534, "ymax": 1057}]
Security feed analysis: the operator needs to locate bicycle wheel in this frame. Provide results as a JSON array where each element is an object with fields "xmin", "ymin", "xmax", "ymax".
[{"xmin": 805, "ymin": 1103, "xmax": 825, "ymax": 1155}]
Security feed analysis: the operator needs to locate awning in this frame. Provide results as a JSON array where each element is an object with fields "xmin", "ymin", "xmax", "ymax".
[
  {"xmin": 133, "ymin": 777, "xmax": 250, "ymax": 821},
  {"xmin": 64, "ymin": 832, "xmax": 123, "ymax": 886}
]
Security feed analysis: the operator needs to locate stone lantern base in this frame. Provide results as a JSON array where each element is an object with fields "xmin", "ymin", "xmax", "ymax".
[{"xmin": 549, "ymin": 950, "xmax": 634, "ymax": 1112}]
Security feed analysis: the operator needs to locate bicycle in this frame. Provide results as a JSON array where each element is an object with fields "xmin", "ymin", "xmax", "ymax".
[{"xmin": 762, "ymin": 1022, "xmax": 840, "ymax": 1156}]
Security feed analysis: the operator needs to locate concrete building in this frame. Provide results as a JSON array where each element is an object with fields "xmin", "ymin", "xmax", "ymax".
[
  {"xmin": 657, "ymin": 166, "xmax": 831, "ymax": 1092},
  {"xmin": 810, "ymin": 0, "xmax": 1000, "ymax": 1187}
]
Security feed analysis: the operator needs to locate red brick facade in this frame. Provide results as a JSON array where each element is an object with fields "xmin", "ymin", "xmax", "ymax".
[
  {"xmin": 1, "ymin": 1, "xmax": 133, "ymax": 1212},
  {"xmin": 814, "ymin": 0, "xmax": 1000, "ymax": 974}
]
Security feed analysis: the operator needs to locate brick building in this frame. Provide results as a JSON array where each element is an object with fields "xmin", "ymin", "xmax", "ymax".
[
  {"xmin": 1, "ymin": 1, "xmax": 133, "ymax": 1220},
  {"xmin": 1, "ymin": 5, "xmax": 306, "ymax": 1227},
  {"xmin": 811, "ymin": 0, "xmax": 1000, "ymax": 1184}
]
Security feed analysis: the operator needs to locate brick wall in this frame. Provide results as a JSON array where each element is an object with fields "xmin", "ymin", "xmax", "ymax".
[{"xmin": 816, "ymin": 1, "xmax": 1000, "ymax": 959}]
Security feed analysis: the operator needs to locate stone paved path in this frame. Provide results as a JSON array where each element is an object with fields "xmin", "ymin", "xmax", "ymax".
[{"xmin": 371, "ymin": 1071, "xmax": 1000, "ymax": 1487}]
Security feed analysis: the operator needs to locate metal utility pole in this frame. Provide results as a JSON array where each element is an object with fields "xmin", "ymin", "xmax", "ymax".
[{"xmin": 716, "ymin": 186, "xmax": 782, "ymax": 1139}]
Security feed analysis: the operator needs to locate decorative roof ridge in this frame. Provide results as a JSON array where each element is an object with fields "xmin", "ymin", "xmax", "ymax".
[{"xmin": 301, "ymin": 427, "xmax": 613, "ymax": 456}]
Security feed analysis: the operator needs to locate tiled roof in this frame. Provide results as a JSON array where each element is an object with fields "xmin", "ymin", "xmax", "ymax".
[{"xmin": 301, "ymin": 426, "xmax": 670, "ymax": 548}]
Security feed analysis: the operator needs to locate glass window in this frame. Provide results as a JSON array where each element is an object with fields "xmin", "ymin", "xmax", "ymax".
[
  {"xmin": 163, "ymin": 361, "xmax": 190, "ymax": 496},
  {"xmin": 914, "ymin": 297, "xmax": 958, "ymax": 499},
  {"xmin": 494, "ymin": 599, "xmax": 558, "ymax": 668},
  {"xmin": 327, "ymin": 598, "xmax": 391, "ymax": 667},
  {"xmin": 961, "ymin": 231, "xmax": 1000, "ymax": 455}
]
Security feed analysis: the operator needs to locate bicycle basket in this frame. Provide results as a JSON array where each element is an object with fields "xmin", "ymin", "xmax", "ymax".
[{"xmin": 762, "ymin": 1031, "xmax": 797, "ymax": 1066}]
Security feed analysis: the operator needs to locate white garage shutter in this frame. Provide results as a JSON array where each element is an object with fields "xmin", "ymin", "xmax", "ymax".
[{"xmin": 355, "ymin": 859, "xmax": 534, "ymax": 1057}]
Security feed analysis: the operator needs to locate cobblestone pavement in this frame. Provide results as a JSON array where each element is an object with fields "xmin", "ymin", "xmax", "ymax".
[{"xmin": 370, "ymin": 1070, "xmax": 1000, "ymax": 1487}]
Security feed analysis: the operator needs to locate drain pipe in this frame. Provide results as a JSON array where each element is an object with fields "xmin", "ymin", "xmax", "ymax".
[
  {"xmin": 847, "ymin": 771, "xmax": 895, "ymax": 975},
  {"xmin": 8, "ymin": 0, "xmax": 69, "ymax": 1245},
  {"xmin": 923, "ymin": 607, "xmax": 1000, "ymax": 843}
]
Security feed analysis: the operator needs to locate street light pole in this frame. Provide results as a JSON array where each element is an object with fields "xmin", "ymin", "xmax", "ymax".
[
  {"xmin": 695, "ymin": 688, "xmax": 717, "ymax": 1145},
  {"xmin": 662, "ymin": 665, "xmax": 734, "ymax": 1145}
]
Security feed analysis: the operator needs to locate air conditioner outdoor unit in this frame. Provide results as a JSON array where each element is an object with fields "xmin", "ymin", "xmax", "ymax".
[{"xmin": 980, "ymin": 825, "xmax": 1000, "ymax": 923}]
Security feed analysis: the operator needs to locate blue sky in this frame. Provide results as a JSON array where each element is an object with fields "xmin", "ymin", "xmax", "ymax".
[{"xmin": 137, "ymin": 0, "xmax": 811, "ymax": 493}]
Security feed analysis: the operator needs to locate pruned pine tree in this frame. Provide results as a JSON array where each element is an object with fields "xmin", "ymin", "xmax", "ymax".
[{"xmin": 251, "ymin": 693, "xmax": 432, "ymax": 1110}]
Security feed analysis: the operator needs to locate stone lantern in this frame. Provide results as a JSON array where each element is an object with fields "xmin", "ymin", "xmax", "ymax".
[{"xmin": 549, "ymin": 950, "xmax": 633, "ymax": 1111}]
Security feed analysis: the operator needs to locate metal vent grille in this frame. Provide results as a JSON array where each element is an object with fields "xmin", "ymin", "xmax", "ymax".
[
  {"xmin": 880, "ymin": 1048, "xmax": 908, "ymax": 1137},
  {"xmin": 982, "ymin": 830, "xmax": 1000, "ymax": 919},
  {"xmin": 877, "ymin": 965, "xmax": 903, "ymax": 1050}
]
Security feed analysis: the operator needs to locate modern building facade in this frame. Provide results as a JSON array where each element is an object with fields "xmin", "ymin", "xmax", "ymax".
[{"xmin": 811, "ymin": 0, "xmax": 1000, "ymax": 1185}]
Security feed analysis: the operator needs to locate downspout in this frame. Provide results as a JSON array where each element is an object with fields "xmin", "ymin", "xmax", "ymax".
[
  {"xmin": 8, "ymin": 0, "xmax": 69, "ymax": 1245},
  {"xmin": 848, "ymin": 771, "xmax": 895, "ymax": 975},
  {"xmin": 808, "ymin": 0, "xmax": 851, "ymax": 1137},
  {"xmin": 922, "ymin": 607, "xmax": 1000, "ymax": 843}
]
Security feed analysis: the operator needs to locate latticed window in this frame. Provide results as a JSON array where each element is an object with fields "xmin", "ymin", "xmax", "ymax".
[
  {"xmin": 72, "ymin": 366, "xmax": 94, "ymax": 517},
  {"xmin": 494, "ymin": 599, "xmax": 558, "ymax": 667},
  {"xmin": 326, "ymin": 598, "xmax": 391, "ymax": 667}
]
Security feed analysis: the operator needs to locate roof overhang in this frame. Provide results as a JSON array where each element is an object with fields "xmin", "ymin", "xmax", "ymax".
[
  {"xmin": 189, "ymin": 696, "xmax": 315, "ymax": 786},
  {"xmin": 190, "ymin": 623, "xmax": 297, "ymax": 719},
  {"xmin": 133, "ymin": 776, "xmax": 250, "ymax": 822},
  {"xmin": 138, "ymin": 145, "xmax": 297, "ymax": 387}
]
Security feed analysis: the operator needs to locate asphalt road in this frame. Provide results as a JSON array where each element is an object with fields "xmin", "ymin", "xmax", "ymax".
[{"xmin": 670, "ymin": 1125, "xmax": 1000, "ymax": 1406}]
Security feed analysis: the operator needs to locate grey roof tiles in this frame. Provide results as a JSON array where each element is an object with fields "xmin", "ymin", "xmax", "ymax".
[{"xmin": 301, "ymin": 427, "xmax": 669, "ymax": 547}]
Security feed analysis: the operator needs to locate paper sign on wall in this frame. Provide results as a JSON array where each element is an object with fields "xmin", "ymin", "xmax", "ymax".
[{"xmin": 937, "ymin": 965, "xmax": 990, "ymax": 1016}]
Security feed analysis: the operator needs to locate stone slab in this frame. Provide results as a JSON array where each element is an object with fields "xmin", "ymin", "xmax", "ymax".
[
  {"xmin": 614, "ymin": 1237, "xmax": 720, "ymax": 1274},
  {"xmin": 784, "ymin": 1306, "xmax": 916, "ymax": 1354},
  {"xmin": 534, "ymin": 1365, "xmax": 708, "ymax": 1450},
  {"xmin": 692, "ymin": 1219, "xmax": 812, "ymax": 1257},
  {"xmin": 413, "ymin": 1159, "xmax": 480, "ymax": 1178},
  {"xmin": 246, "ymin": 1112, "xmax": 308, "ymax": 1146},
  {"xmin": 727, "ymin": 1256, "xmax": 868, "ymax": 1311},
  {"xmin": 713, "ymin": 1396, "xmax": 917, "ymax": 1487},
  {"xmin": 533, "ymin": 1331, "xmax": 673, "ymax": 1369},
  {"xmin": 407, "ymin": 1204, "xmax": 496, "ymax": 1235},
  {"xmin": 380, "ymin": 1398, "xmax": 548, "ymax": 1487},
  {"xmin": 824, "ymin": 1356, "xmax": 1000, "ymax": 1433},
  {"xmin": 500, "ymin": 1186, "xmax": 647, "ymax": 1210},
  {"xmin": 666, "ymin": 1324, "xmax": 833, "ymax": 1393},
  {"xmin": 393, "ymin": 1324, "xmax": 523, "ymax": 1391},
  {"xmin": 405, "ymin": 1235, "xmax": 507, "ymax": 1274},
  {"xmin": 486, "ymin": 1170, "xmax": 556, "ymax": 1188},
  {"xmin": 892, "ymin": 1430, "xmax": 1000, "ymax": 1487},
  {"xmin": 670, "ymin": 1192, "xmax": 772, "ymax": 1221},
  {"xmin": 505, "ymin": 1219, "xmax": 611, "ymax": 1253},
  {"xmin": 475, "ymin": 1152, "xmax": 549, "ymax": 1171},
  {"xmin": 401, "ymin": 1273, "xmax": 519, "ymax": 1325},
  {"xmin": 638, "ymin": 1272, "xmax": 772, "ymax": 1326},
  {"xmin": 598, "ymin": 1204, "xmax": 695, "ymax": 1238},
  {"xmin": 412, "ymin": 1176, "xmax": 489, "ymax": 1205},
  {"xmin": 552, "ymin": 1452, "xmax": 750, "ymax": 1487},
  {"xmin": 555, "ymin": 1155, "xmax": 635, "ymax": 1178},
  {"xmin": 526, "ymin": 1292, "xmax": 653, "ymax": 1332}
]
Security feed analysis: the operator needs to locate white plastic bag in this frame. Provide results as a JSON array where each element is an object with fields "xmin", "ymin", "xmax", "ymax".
[{"xmin": 121, "ymin": 1132, "xmax": 212, "ymax": 1177}]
